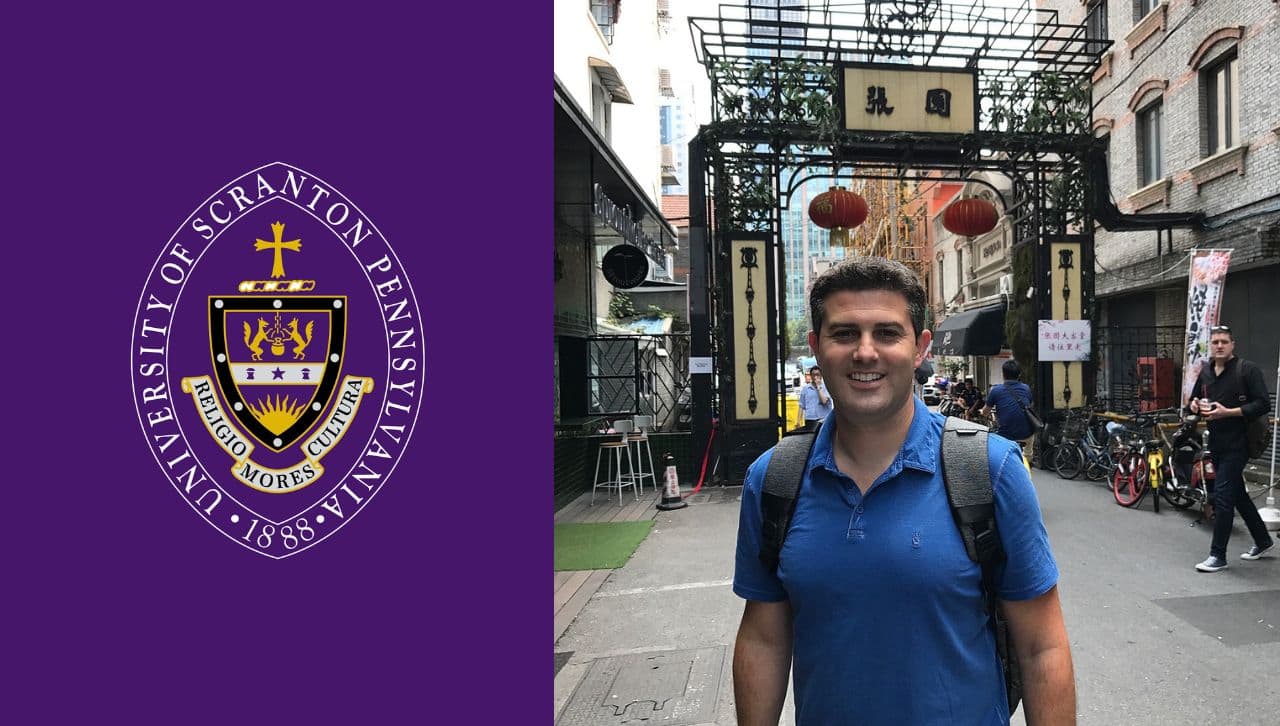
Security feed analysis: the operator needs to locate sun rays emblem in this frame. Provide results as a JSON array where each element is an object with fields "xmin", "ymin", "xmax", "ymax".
[{"xmin": 247, "ymin": 393, "xmax": 306, "ymax": 434}]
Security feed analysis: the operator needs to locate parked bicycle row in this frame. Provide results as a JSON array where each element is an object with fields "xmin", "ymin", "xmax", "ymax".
[{"xmin": 1036, "ymin": 404, "xmax": 1218, "ymax": 517}]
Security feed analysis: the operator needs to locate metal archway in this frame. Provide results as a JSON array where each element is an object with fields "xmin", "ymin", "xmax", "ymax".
[{"xmin": 685, "ymin": 0, "xmax": 1110, "ymax": 484}]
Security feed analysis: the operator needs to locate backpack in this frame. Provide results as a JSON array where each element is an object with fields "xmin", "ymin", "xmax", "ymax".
[
  {"xmin": 1228, "ymin": 362, "xmax": 1271, "ymax": 458},
  {"xmin": 758, "ymin": 417, "xmax": 1023, "ymax": 715}
]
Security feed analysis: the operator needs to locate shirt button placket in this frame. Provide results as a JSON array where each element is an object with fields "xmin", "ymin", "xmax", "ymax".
[{"xmin": 849, "ymin": 499, "xmax": 866, "ymax": 541}]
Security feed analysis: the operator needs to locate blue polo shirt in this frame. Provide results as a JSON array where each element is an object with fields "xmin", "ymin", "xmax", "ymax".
[{"xmin": 734, "ymin": 398, "xmax": 1058, "ymax": 725}]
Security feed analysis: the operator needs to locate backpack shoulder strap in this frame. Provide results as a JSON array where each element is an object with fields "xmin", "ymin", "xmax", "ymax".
[
  {"xmin": 941, "ymin": 416, "xmax": 1024, "ymax": 712},
  {"xmin": 759, "ymin": 425, "xmax": 820, "ymax": 572},
  {"xmin": 1232, "ymin": 359, "xmax": 1265, "ymax": 416},
  {"xmin": 941, "ymin": 416, "xmax": 1005, "ymax": 569}
]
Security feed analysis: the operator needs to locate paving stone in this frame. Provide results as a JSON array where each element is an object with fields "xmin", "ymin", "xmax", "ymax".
[{"xmin": 555, "ymin": 646, "xmax": 724, "ymax": 725}]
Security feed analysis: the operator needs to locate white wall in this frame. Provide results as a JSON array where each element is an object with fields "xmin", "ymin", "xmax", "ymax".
[{"xmin": 554, "ymin": 0, "xmax": 665, "ymax": 208}]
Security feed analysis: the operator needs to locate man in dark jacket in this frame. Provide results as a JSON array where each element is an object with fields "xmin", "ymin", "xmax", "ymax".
[{"xmin": 1189, "ymin": 324, "xmax": 1274, "ymax": 572}]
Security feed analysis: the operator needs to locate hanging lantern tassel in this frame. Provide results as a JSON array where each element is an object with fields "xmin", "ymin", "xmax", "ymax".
[{"xmin": 809, "ymin": 186, "xmax": 868, "ymax": 248}]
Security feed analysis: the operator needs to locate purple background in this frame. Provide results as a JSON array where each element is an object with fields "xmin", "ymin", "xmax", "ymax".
[{"xmin": 7, "ymin": 6, "xmax": 545, "ymax": 723}]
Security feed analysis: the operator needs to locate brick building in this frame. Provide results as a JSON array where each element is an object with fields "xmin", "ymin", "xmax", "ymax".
[{"xmin": 1042, "ymin": 0, "xmax": 1280, "ymax": 399}]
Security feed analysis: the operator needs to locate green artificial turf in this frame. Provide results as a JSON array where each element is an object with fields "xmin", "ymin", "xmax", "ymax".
[{"xmin": 554, "ymin": 520, "xmax": 656, "ymax": 571}]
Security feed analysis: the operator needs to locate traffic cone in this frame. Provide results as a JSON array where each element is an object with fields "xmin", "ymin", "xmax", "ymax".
[{"xmin": 656, "ymin": 453, "xmax": 688, "ymax": 510}]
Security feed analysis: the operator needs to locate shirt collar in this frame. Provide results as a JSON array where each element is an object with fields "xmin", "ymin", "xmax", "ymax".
[{"xmin": 807, "ymin": 396, "xmax": 940, "ymax": 478}]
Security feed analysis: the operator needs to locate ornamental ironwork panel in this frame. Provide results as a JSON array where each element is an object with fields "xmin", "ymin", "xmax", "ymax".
[{"xmin": 587, "ymin": 334, "xmax": 691, "ymax": 431}]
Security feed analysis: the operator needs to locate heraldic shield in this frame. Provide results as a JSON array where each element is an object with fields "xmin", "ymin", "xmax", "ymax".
[{"xmin": 210, "ymin": 296, "xmax": 346, "ymax": 451}]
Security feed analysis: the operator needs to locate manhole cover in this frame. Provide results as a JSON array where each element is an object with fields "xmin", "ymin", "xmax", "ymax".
[{"xmin": 555, "ymin": 646, "xmax": 724, "ymax": 725}]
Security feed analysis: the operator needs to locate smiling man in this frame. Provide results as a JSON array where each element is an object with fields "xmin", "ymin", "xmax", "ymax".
[{"xmin": 732, "ymin": 257, "xmax": 1075, "ymax": 725}]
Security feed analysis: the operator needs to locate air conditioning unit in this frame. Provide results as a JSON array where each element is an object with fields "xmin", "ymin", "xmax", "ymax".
[{"xmin": 998, "ymin": 274, "xmax": 1014, "ymax": 296}]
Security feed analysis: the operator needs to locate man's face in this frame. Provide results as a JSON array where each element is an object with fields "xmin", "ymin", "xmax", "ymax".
[
  {"xmin": 807, "ymin": 289, "xmax": 930, "ymax": 426},
  {"xmin": 811, "ymin": 371, "xmax": 822, "ymax": 386},
  {"xmin": 1209, "ymin": 332, "xmax": 1234, "ymax": 361}
]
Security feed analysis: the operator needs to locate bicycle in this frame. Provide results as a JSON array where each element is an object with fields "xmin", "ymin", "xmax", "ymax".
[
  {"xmin": 1161, "ymin": 412, "xmax": 1216, "ymax": 520},
  {"xmin": 1051, "ymin": 406, "xmax": 1103, "ymax": 480},
  {"xmin": 1110, "ymin": 408, "xmax": 1181, "ymax": 510},
  {"xmin": 1075, "ymin": 416, "xmax": 1121, "ymax": 482}
]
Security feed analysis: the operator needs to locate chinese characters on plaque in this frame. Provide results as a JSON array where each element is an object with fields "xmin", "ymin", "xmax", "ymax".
[
  {"xmin": 842, "ymin": 65, "xmax": 975, "ymax": 134},
  {"xmin": 865, "ymin": 86, "xmax": 894, "ymax": 115},
  {"xmin": 925, "ymin": 88, "xmax": 951, "ymax": 117},
  {"xmin": 1038, "ymin": 320, "xmax": 1092, "ymax": 362},
  {"xmin": 864, "ymin": 86, "xmax": 952, "ymax": 118}
]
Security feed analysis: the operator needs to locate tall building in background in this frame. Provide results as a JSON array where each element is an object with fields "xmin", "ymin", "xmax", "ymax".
[
  {"xmin": 780, "ymin": 168, "xmax": 849, "ymax": 326},
  {"xmin": 747, "ymin": 0, "xmax": 807, "ymax": 58},
  {"xmin": 659, "ymin": 71, "xmax": 697, "ymax": 195}
]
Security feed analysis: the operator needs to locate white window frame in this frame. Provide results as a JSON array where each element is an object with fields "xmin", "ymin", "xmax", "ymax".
[
  {"xmin": 1205, "ymin": 53, "xmax": 1240, "ymax": 156},
  {"xmin": 1137, "ymin": 101, "xmax": 1164, "ymax": 186}
]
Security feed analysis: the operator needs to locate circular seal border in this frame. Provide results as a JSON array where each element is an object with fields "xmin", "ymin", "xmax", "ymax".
[{"xmin": 130, "ymin": 162, "xmax": 426, "ymax": 559}]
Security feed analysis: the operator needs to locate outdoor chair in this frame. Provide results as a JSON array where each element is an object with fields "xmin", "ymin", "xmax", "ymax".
[
  {"xmin": 627, "ymin": 415, "xmax": 657, "ymax": 493},
  {"xmin": 591, "ymin": 420, "xmax": 638, "ymax": 505}
]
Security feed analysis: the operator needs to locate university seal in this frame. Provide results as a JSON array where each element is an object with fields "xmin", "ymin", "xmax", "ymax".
[{"xmin": 131, "ymin": 163, "xmax": 424, "ymax": 558}]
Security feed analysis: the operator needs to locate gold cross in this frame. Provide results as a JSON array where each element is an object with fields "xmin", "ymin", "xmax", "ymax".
[{"xmin": 254, "ymin": 222, "xmax": 301, "ymax": 278}]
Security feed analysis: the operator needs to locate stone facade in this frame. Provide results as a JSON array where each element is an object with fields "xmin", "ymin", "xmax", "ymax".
[{"xmin": 1041, "ymin": 0, "xmax": 1280, "ymax": 391}]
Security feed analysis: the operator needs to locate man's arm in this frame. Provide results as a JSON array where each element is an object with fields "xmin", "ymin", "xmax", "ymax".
[
  {"xmin": 733, "ymin": 599, "xmax": 793, "ymax": 726},
  {"xmin": 1003, "ymin": 586, "xmax": 1075, "ymax": 725}
]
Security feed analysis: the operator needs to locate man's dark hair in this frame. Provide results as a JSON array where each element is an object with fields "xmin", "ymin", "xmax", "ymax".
[
  {"xmin": 809, "ymin": 366, "xmax": 821, "ymax": 375},
  {"xmin": 1002, "ymin": 359, "xmax": 1022, "ymax": 381},
  {"xmin": 1209, "ymin": 324, "xmax": 1233, "ymax": 340},
  {"xmin": 809, "ymin": 256, "xmax": 927, "ymax": 338}
]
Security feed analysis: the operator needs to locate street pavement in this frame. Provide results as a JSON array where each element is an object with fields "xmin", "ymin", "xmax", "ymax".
[{"xmin": 554, "ymin": 465, "xmax": 1280, "ymax": 725}]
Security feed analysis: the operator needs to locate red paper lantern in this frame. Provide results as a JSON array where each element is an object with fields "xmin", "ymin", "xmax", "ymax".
[
  {"xmin": 942, "ymin": 197, "xmax": 999, "ymax": 237},
  {"xmin": 808, "ymin": 186, "xmax": 868, "ymax": 246}
]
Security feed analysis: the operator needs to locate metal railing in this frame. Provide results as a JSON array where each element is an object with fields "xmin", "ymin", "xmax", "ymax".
[{"xmin": 587, "ymin": 334, "xmax": 691, "ymax": 431}]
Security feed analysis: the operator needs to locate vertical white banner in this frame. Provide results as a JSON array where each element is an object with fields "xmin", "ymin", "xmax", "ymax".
[{"xmin": 1181, "ymin": 249, "xmax": 1232, "ymax": 405}]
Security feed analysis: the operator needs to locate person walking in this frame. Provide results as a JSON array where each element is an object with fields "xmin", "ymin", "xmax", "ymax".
[
  {"xmin": 797, "ymin": 366, "xmax": 833, "ymax": 432},
  {"xmin": 732, "ymin": 257, "xmax": 1075, "ymax": 725},
  {"xmin": 984, "ymin": 359, "xmax": 1035, "ymax": 449},
  {"xmin": 1189, "ymin": 324, "xmax": 1274, "ymax": 573}
]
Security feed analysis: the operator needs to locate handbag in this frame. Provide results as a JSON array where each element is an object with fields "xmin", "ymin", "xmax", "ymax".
[
  {"xmin": 1008, "ymin": 382, "xmax": 1044, "ymax": 433},
  {"xmin": 1023, "ymin": 405, "xmax": 1045, "ymax": 434}
]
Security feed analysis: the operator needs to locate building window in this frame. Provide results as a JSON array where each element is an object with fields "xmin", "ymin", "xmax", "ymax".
[
  {"xmin": 590, "ymin": 0, "xmax": 619, "ymax": 44},
  {"xmin": 1204, "ymin": 53, "xmax": 1240, "ymax": 156},
  {"xmin": 591, "ymin": 75, "xmax": 613, "ymax": 143},
  {"xmin": 1087, "ymin": 0, "xmax": 1108, "ymax": 56},
  {"xmin": 955, "ymin": 249, "xmax": 964, "ymax": 298},
  {"xmin": 659, "ymin": 106, "xmax": 674, "ymax": 144},
  {"xmin": 1134, "ymin": 0, "xmax": 1159, "ymax": 21},
  {"xmin": 1137, "ymin": 101, "xmax": 1163, "ymax": 186}
]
